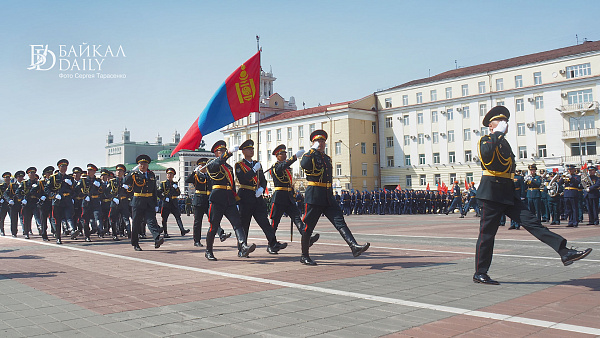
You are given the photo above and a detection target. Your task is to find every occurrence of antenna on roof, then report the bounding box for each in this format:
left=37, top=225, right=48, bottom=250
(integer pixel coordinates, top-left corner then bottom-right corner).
left=576, top=34, right=579, bottom=45
left=429, top=68, right=431, bottom=77
left=455, top=60, right=458, bottom=69
left=303, top=102, right=305, bottom=109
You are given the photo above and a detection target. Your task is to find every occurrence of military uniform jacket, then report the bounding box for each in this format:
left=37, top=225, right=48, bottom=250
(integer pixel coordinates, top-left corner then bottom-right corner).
left=157, top=180, right=181, bottom=208
left=559, top=175, right=582, bottom=198
left=16, top=179, right=42, bottom=204
left=0, top=182, right=8, bottom=205
left=300, top=148, right=335, bottom=206
left=75, top=176, right=104, bottom=201
left=3, top=181, right=22, bottom=204
left=206, top=152, right=239, bottom=206
left=585, top=175, right=600, bottom=198
left=234, top=159, right=267, bottom=205
left=525, top=175, right=542, bottom=199
left=513, top=174, right=526, bottom=199
left=185, top=171, right=211, bottom=206
left=452, top=185, right=461, bottom=198
left=44, top=172, right=75, bottom=207
left=476, top=131, right=517, bottom=205
left=107, top=177, right=133, bottom=203
left=270, top=156, right=297, bottom=205
left=124, top=169, right=158, bottom=208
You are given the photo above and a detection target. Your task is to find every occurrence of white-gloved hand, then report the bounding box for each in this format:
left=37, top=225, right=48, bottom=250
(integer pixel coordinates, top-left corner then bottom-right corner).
left=155, top=206, right=159, bottom=212
left=113, top=198, right=120, bottom=204
left=122, top=184, right=129, bottom=190
left=495, top=120, right=508, bottom=134
left=252, top=162, right=262, bottom=172
left=172, top=184, right=178, bottom=189
left=311, top=141, right=320, bottom=150
left=0, top=199, right=3, bottom=203
left=133, top=164, right=140, bottom=171
left=236, top=204, right=239, bottom=211
left=295, top=149, right=305, bottom=158
left=229, top=145, right=239, bottom=153
left=85, top=196, right=90, bottom=202
left=586, top=188, right=591, bottom=192
left=255, top=187, right=264, bottom=197
left=40, top=196, right=46, bottom=201
left=93, top=181, right=101, bottom=187
left=8, top=200, right=14, bottom=205
left=32, top=184, right=38, bottom=188
left=565, top=173, right=572, bottom=178
left=64, top=178, right=72, bottom=186
left=55, top=194, right=62, bottom=200
left=22, top=199, right=27, bottom=205
left=165, top=197, right=170, bottom=202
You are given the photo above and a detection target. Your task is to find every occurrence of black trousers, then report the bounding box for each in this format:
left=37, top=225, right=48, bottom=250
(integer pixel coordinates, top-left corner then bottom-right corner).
left=207, top=202, right=246, bottom=251
left=476, top=198, right=567, bottom=274
left=270, top=201, right=306, bottom=236
left=586, top=196, right=599, bottom=224
left=9, top=203, right=22, bottom=236
left=193, top=204, right=208, bottom=243
left=302, top=202, right=352, bottom=257
left=239, top=196, right=277, bottom=247
left=161, top=202, right=185, bottom=234
left=131, top=203, right=161, bottom=247
left=82, top=199, right=102, bottom=236
left=0, top=204, right=8, bottom=233
left=39, top=203, right=52, bottom=239
left=21, top=202, right=37, bottom=236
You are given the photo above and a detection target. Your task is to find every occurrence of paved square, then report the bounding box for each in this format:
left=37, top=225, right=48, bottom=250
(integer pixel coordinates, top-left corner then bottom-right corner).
left=1, top=213, right=599, bottom=337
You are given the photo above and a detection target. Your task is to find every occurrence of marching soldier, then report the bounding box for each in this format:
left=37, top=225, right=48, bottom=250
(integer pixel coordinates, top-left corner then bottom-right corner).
left=44, top=159, right=75, bottom=244
left=547, top=171, right=562, bottom=225
left=474, top=106, right=591, bottom=285
left=268, top=144, right=319, bottom=248
left=509, top=169, right=525, bottom=229
left=0, top=172, right=10, bottom=236
left=100, top=170, right=112, bottom=235
left=107, top=164, right=132, bottom=240
left=157, top=168, right=190, bottom=238
left=584, top=165, right=600, bottom=225
left=445, top=181, right=462, bottom=215
left=71, top=167, right=85, bottom=237
left=525, top=164, right=543, bottom=222
left=235, top=140, right=286, bottom=255
left=299, top=130, right=370, bottom=265
left=124, top=155, right=165, bottom=251
left=75, top=164, right=106, bottom=241
left=17, top=167, right=42, bottom=239
left=37, top=166, right=54, bottom=241
left=559, top=164, right=581, bottom=227
left=205, top=140, right=256, bottom=260
left=4, top=171, right=25, bottom=238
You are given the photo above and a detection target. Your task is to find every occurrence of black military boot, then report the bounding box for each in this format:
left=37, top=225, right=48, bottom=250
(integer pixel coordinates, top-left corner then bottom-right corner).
left=300, top=231, right=316, bottom=265
left=295, top=221, right=319, bottom=247
left=338, top=226, right=370, bottom=257
left=205, top=233, right=216, bottom=260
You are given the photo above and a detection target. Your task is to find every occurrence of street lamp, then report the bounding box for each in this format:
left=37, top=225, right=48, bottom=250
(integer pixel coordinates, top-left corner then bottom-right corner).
left=338, top=140, right=360, bottom=190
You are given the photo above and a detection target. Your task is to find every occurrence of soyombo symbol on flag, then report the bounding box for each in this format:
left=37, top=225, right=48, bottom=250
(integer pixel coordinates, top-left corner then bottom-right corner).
left=171, top=51, right=261, bottom=156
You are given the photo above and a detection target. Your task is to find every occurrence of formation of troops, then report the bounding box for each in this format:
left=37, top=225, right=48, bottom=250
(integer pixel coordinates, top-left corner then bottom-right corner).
left=0, top=130, right=369, bottom=265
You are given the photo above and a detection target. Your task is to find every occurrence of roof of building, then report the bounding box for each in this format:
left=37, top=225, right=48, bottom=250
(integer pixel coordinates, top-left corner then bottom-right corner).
left=385, top=40, right=600, bottom=91
left=258, top=100, right=358, bottom=124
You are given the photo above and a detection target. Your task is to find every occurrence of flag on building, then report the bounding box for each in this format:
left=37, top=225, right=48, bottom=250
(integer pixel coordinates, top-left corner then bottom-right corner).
left=171, top=51, right=261, bottom=156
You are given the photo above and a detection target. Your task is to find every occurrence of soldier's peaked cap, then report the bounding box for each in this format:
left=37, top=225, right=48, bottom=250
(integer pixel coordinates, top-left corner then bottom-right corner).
left=72, top=166, right=83, bottom=174
left=273, top=144, right=287, bottom=155
left=528, top=164, right=537, bottom=170
left=26, top=167, right=37, bottom=174
left=240, top=139, right=254, bottom=150
left=482, top=106, right=510, bottom=126
left=310, top=129, right=328, bottom=142
left=2, top=172, right=11, bottom=178
left=589, top=165, right=597, bottom=171
left=136, top=154, right=151, bottom=164
left=567, top=164, right=577, bottom=169
left=196, top=158, right=208, bottom=165
left=166, top=168, right=176, bottom=174
left=101, top=169, right=110, bottom=175
left=43, top=166, right=55, bottom=174
left=115, top=164, right=126, bottom=171
left=57, top=159, right=69, bottom=167
left=14, top=170, right=25, bottom=178
left=87, top=163, right=98, bottom=171
left=211, top=140, right=227, bottom=153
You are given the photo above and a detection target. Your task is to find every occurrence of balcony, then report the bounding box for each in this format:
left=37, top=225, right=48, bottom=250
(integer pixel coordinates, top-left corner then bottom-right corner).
left=557, top=101, right=598, bottom=114
left=561, top=128, right=600, bottom=139
left=561, top=155, right=600, bottom=165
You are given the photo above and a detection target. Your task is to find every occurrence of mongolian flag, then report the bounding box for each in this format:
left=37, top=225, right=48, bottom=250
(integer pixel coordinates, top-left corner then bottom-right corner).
left=171, top=51, right=261, bottom=156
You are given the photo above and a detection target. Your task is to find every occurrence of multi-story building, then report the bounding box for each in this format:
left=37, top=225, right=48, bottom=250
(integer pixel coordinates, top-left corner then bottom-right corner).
left=376, top=41, right=600, bottom=190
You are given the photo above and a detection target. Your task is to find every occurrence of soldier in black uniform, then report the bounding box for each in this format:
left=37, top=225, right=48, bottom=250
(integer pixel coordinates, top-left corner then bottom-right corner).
left=235, top=140, right=286, bottom=255
left=71, top=167, right=85, bottom=238
left=269, top=144, right=319, bottom=247
left=299, top=130, right=370, bottom=265
left=4, top=170, right=25, bottom=237
left=107, top=164, right=132, bottom=240
left=158, top=168, right=190, bottom=238
left=37, top=166, right=54, bottom=241
left=0, top=172, right=11, bottom=236
left=584, top=166, right=600, bottom=225
left=16, top=167, right=41, bottom=239
left=124, top=155, right=165, bottom=251
left=44, top=159, right=75, bottom=244
left=100, top=170, right=112, bottom=235
left=474, top=106, right=592, bottom=285
left=75, top=164, right=105, bottom=241
left=205, top=141, right=255, bottom=260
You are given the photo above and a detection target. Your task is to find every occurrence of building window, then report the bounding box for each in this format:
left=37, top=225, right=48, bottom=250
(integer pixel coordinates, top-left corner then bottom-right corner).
left=373, top=143, right=377, bottom=155
left=418, top=133, right=424, bottom=144
left=419, top=154, right=425, bottom=165
left=298, top=126, right=304, bottom=138
left=518, top=146, right=527, bottom=159
left=372, top=122, right=376, bottom=134
left=417, top=112, right=424, bottom=124
left=538, top=145, right=547, bottom=158
left=571, top=141, right=597, bottom=156
left=569, top=115, right=595, bottom=130
left=446, top=108, right=454, bottom=120
left=402, top=95, right=408, bottom=106
left=479, top=104, right=487, bottom=116
left=432, top=132, right=439, bottom=144
left=481, top=127, right=489, bottom=135
left=535, top=96, right=544, bottom=109
left=463, top=128, right=471, bottom=141
left=478, top=81, right=486, bottom=94
left=447, top=130, right=455, bottom=142
left=567, top=89, right=593, bottom=104
left=362, top=163, right=367, bottom=176
left=416, top=92, right=423, bottom=104
left=517, top=123, right=526, bottom=136
left=516, top=98, right=524, bottom=112
left=465, top=150, right=472, bottom=162
left=515, top=75, right=523, bottom=88
left=496, top=78, right=504, bottom=91
left=406, top=175, right=412, bottom=187
left=387, top=156, right=395, bottom=167
left=404, top=135, right=410, bottom=146
left=309, top=123, right=315, bottom=134
left=496, top=100, right=505, bottom=106
left=433, top=153, right=440, bottom=164
left=434, top=174, right=441, bottom=185
left=404, top=155, right=410, bottom=166
left=287, top=127, right=292, bottom=140
left=276, top=129, right=282, bottom=141
left=449, top=173, right=457, bottom=183
left=385, top=98, right=392, bottom=108
left=336, top=163, right=342, bottom=176
left=449, top=151, right=456, bottom=163
left=267, top=130, right=272, bottom=142
left=536, top=121, right=545, bottom=134
left=566, top=63, right=591, bottom=79
left=431, top=111, right=438, bottom=123
left=335, top=142, right=342, bottom=155
left=462, top=106, right=470, bottom=118
left=386, top=136, right=394, bottom=147
left=466, top=172, right=473, bottom=184
left=420, top=174, right=426, bottom=186
left=385, top=116, right=393, bottom=128
left=361, top=142, right=366, bottom=154
left=445, top=87, right=452, bottom=99
left=461, top=84, right=469, bottom=96
left=403, top=115, right=409, bottom=125
left=430, top=89, right=437, bottom=101
left=534, top=72, right=542, bottom=85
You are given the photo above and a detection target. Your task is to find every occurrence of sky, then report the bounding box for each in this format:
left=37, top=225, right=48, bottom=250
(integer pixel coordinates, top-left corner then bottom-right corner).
left=1, top=0, right=600, bottom=174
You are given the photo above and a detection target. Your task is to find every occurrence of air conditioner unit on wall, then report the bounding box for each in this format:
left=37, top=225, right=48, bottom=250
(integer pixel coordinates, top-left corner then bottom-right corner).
left=456, top=107, right=462, bottom=112
left=440, top=132, right=446, bottom=136
left=410, top=135, right=416, bottom=140
left=559, top=69, right=565, bottom=75
left=440, top=110, right=446, bottom=114
left=424, top=134, right=430, bottom=138
left=472, top=129, right=479, bottom=134
left=526, top=122, right=534, bottom=128
left=561, top=93, right=568, bottom=98
left=528, top=97, right=535, bottom=103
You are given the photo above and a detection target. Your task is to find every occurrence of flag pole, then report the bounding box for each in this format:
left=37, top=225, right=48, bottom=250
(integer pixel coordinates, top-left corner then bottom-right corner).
left=256, top=35, right=261, bottom=155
